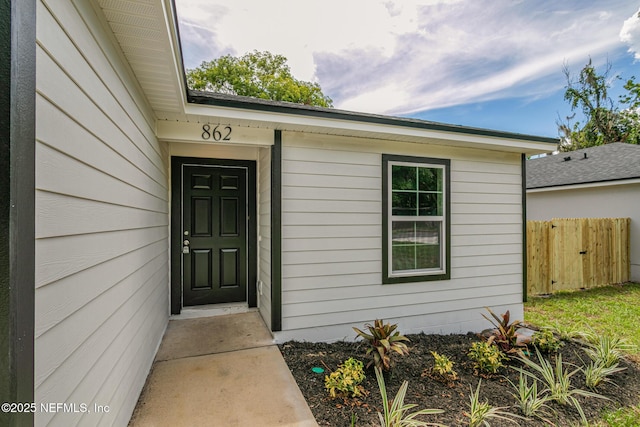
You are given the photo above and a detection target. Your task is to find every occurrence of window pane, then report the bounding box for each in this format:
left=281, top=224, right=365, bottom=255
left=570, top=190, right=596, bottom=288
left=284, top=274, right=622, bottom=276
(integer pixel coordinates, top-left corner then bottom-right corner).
left=391, top=221, right=442, bottom=272
left=418, top=193, right=441, bottom=216
left=415, top=221, right=440, bottom=244
left=391, top=221, right=414, bottom=244
left=392, top=192, right=417, bottom=216
left=392, top=245, right=415, bottom=271
left=415, top=221, right=441, bottom=269
left=418, top=167, right=440, bottom=192
left=392, top=221, right=417, bottom=271
left=415, top=245, right=441, bottom=269
left=392, top=165, right=416, bottom=190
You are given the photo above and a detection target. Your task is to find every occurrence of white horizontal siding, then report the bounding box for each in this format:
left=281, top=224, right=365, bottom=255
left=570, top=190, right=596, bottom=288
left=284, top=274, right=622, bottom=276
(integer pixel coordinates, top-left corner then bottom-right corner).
left=283, top=224, right=380, bottom=239
left=258, top=147, right=272, bottom=329
left=452, top=224, right=521, bottom=235
left=36, top=225, right=167, bottom=288
left=453, top=243, right=522, bottom=257
left=281, top=293, right=521, bottom=332
left=284, top=283, right=520, bottom=318
left=453, top=233, right=521, bottom=246
left=36, top=95, right=166, bottom=199
left=278, top=133, right=524, bottom=342
left=37, top=141, right=166, bottom=213
left=35, top=240, right=167, bottom=338
left=37, top=192, right=168, bottom=239
left=284, top=186, right=379, bottom=201
left=283, top=273, right=381, bottom=291
left=284, top=199, right=380, bottom=213
left=35, top=1, right=168, bottom=426
left=283, top=212, right=380, bottom=225
left=283, top=249, right=380, bottom=265
left=451, top=192, right=521, bottom=205
left=284, top=237, right=380, bottom=251
left=36, top=256, right=167, bottom=391
left=283, top=274, right=522, bottom=303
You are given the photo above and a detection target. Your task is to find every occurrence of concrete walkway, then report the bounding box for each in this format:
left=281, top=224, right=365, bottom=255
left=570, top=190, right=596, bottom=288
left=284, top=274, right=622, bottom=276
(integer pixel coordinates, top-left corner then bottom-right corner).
left=128, top=311, right=318, bottom=427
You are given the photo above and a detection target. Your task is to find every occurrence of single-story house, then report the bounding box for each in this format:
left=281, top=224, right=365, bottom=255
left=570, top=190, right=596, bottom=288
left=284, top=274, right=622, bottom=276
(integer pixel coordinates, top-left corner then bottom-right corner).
left=3, top=0, right=556, bottom=425
left=526, top=142, right=640, bottom=282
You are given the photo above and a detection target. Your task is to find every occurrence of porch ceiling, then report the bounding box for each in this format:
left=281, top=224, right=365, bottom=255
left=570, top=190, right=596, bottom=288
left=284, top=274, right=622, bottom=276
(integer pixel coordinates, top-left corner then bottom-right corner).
left=96, top=0, right=186, bottom=116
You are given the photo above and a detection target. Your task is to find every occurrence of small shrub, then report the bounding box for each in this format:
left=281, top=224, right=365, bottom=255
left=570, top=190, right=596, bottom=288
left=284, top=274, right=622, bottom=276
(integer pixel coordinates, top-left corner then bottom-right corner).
left=353, top=319, right=410, bottom=371
left=374, top=367, right=444, bottom=427
left=325, top=357, right=366, bottom=399
left=430, top=351, right=458, bottom=380
left=507, top=373, right=554, bottom=422
left=482, top=307, right=526, bottom=353
left=514, top=348, right=607, bottom=424
left=584, top=359, right=626, bottom=390
left=464, top=380, right=521, bottom=427
left=467, top=338, right=507, bottom=374
left=584, top=335, right=635, bottom=368
left=532, top=328, right=563, bottom=353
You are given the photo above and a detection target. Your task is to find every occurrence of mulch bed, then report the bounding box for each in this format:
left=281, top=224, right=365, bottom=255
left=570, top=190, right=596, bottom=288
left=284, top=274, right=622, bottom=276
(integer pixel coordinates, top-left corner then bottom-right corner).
left=279, top=333, right=640, bottom=426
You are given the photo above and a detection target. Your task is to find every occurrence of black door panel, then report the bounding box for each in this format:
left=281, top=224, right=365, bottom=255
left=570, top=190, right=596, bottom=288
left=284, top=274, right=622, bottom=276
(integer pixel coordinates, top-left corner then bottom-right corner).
left=183, top=165, right=247, bottom=305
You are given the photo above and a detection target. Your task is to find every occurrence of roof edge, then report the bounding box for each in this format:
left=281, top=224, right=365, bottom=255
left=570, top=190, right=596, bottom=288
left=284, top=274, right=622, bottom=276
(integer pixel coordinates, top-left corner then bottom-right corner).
left=527, top=176, right=640, bottom=191
left=187, top=90, right=559, bottom=145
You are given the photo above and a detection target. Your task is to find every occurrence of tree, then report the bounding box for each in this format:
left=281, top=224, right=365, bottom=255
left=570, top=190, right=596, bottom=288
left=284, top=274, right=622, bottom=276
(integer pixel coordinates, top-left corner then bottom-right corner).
left=558, top=59, right=640, bottom=151
left=186, top=50, right=333, bottom=107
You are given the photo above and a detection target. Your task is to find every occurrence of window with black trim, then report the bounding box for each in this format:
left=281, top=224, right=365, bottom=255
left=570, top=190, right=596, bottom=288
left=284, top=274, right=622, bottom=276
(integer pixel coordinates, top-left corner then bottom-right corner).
left=382, top=154, right=450, bottom=284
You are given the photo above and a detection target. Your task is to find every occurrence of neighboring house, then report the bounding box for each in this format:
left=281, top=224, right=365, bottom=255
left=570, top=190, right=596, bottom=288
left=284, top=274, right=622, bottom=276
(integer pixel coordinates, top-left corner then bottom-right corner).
left=2, top=0, right=555, bottom=425
left=526, top=143, right=640, bottom=282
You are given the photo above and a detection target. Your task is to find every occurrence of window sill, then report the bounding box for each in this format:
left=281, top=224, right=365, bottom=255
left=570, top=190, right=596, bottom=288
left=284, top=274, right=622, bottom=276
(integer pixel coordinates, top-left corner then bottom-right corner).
left=383, top=272, right=450, bottom=284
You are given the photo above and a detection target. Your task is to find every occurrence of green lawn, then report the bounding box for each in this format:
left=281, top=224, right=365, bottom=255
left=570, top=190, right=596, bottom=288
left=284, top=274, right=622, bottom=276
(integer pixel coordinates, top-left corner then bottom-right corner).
left=524, top=282, right=640, bottom=426
left=525, top=282, right=640, bottom=356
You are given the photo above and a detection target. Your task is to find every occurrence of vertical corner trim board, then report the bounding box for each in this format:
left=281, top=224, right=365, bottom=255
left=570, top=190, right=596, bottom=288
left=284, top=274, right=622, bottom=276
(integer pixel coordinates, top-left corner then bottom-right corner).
left=3, top=0, right=37, bottom=425
left=271, top=130, right=282, bottom=332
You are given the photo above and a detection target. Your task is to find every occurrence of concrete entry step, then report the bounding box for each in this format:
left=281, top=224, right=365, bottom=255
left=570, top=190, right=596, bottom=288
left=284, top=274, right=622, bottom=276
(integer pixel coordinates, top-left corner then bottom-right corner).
left=129, top=312, right=318, bottom=426
left=155, top=311, right=274, bottom=361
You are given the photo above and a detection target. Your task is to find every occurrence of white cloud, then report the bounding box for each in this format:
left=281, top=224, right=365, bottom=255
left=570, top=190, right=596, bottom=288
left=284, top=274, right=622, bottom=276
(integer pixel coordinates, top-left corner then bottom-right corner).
left=177, top=0, right=443, bottom=80
left=175, top=0, right=639, bottom=116
left=319, top=2, right=628, bottom=114
left=338, top=82, right=411, bottom=113
left=620, top=8, right=640, bottom=59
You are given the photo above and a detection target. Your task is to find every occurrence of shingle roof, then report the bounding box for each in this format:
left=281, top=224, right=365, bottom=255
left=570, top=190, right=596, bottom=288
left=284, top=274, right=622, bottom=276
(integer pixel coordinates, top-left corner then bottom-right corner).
left=526, top=142, right=640, bottom=189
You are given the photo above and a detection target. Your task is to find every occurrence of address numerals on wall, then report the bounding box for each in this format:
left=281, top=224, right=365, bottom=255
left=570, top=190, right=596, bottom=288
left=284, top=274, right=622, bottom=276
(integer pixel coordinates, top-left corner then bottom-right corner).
left=201, top=124, right=232, bottom=142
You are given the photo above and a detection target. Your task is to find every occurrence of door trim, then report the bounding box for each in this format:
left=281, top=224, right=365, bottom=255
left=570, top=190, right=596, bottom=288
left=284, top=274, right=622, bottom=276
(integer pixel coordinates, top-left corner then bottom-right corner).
left=171, top=157, right=257, bottom=314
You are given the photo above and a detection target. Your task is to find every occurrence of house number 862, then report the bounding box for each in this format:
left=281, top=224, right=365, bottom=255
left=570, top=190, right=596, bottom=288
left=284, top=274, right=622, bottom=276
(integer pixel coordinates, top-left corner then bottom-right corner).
left=202, top=124, right=232, bottom=141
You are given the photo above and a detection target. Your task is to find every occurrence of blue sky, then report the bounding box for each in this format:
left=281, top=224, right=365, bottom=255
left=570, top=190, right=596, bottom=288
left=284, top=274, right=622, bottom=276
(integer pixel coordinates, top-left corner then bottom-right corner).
left=175, top=1, right=640, bottom=138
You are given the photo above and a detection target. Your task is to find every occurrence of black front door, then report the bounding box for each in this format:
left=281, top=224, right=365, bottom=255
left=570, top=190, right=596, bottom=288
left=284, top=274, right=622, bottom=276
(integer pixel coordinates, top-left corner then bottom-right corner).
left=170, top=156, right=258, bottom=309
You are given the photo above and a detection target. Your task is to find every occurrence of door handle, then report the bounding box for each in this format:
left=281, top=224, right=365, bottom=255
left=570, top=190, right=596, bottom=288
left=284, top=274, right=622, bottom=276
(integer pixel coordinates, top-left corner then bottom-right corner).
left=183, top=239, right=190, bottom=246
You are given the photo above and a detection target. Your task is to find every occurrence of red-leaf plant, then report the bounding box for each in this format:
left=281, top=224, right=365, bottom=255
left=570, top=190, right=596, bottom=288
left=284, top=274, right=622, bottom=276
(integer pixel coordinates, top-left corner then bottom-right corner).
left=353, top=319, right=410, bottom=371
left=482, top=307, right=529, bottom=354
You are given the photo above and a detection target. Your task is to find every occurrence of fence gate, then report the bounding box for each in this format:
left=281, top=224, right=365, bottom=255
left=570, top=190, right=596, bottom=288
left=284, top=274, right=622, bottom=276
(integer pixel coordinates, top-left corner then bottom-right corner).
left=527, top=218, right=630, bottom=295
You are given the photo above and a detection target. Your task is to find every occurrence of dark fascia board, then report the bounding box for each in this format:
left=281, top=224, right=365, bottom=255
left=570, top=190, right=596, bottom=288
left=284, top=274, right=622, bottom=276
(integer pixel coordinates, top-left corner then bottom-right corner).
left=187, top=91, right=559, bottom=146
left=527, top=175, right=640, bottom=190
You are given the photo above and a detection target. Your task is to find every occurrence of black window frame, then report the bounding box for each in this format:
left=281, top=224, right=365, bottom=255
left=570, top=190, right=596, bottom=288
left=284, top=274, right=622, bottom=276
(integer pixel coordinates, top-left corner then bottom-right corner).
left=382, top=154, right=451, bottom=284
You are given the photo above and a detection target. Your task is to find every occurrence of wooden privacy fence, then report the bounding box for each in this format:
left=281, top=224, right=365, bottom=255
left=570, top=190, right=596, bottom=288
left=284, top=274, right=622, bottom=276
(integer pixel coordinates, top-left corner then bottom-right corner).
left=527, top=218, right=630, bottom=295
